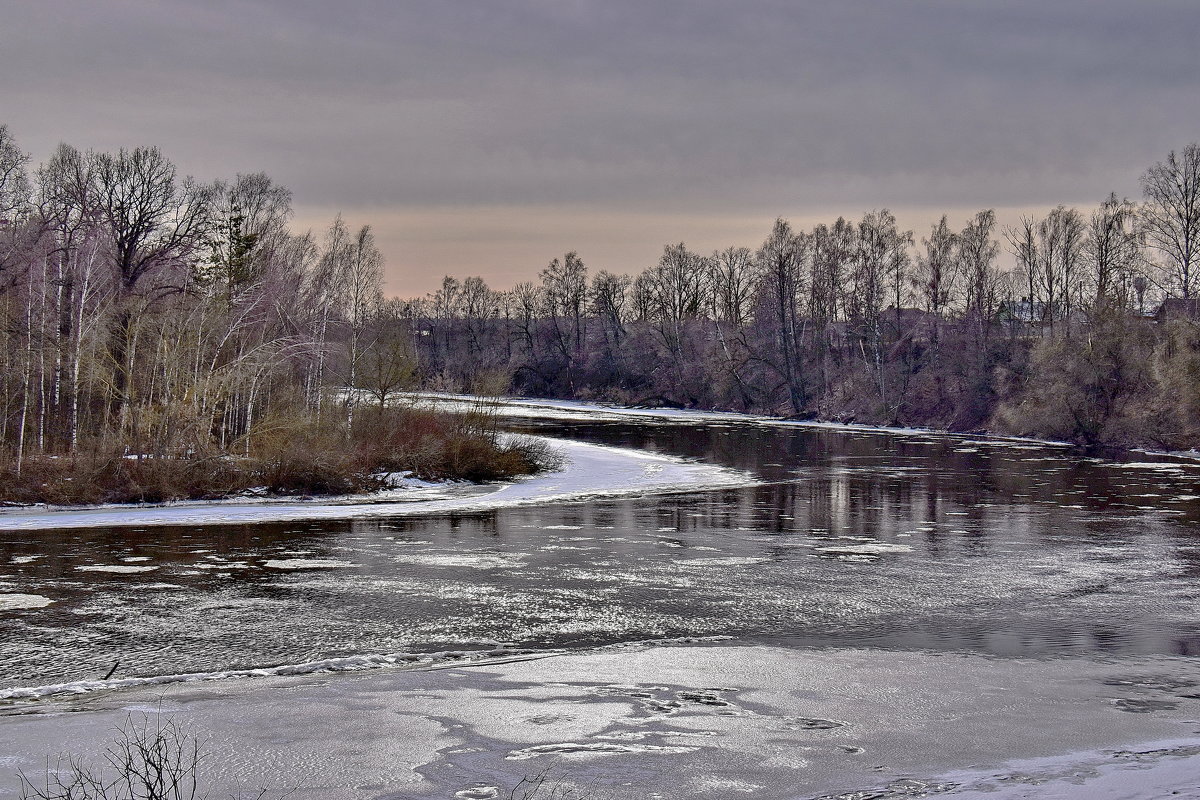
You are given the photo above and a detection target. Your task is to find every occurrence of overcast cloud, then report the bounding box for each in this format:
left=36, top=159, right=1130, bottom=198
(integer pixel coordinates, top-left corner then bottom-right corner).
left=2, top=1, right=1197, bottom=294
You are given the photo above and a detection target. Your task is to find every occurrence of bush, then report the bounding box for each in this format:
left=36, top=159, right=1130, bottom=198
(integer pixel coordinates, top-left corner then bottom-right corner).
left=18, top=714, right=285, bottom=800
left=0, top=405, right=562, bottom=506
left=506, top=768, right=599, bottom=800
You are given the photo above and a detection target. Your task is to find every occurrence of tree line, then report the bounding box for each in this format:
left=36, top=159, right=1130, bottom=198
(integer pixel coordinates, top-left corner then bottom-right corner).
left=0, top=125, right=545, bottom=502
left=5, top=124, right=1200, bottom=469
left=400, top=144, right=1200, bottom=450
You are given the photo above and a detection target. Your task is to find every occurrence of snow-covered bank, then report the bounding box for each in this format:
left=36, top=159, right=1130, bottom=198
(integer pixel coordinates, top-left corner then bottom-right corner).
left=419, top=393, right=1200, bottom=472
left=3, top=644, right=1199, bottom=800
left=0, top=436, right=755, bottom=531
left=410, top=392, right=1078, bottom=448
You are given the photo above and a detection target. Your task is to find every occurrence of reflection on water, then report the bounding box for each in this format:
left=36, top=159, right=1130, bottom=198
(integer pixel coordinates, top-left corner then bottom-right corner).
left=3, top=418, right=1200, bottom=688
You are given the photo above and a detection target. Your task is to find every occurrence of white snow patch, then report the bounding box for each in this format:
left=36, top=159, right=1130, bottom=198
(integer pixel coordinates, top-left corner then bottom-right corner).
left=393, top=554, right=523, bottom=569
left=454, top=788, right=499, bottom=800
left=814, top=543, right=915, bottom=555
left=0, top=593, right=52, bottom=611
left=75, top=565, right=159, bottom=574
left=262, top=559, right=354, bottom=570
left=506, top=741, right=699, bottom=760
left=0, top=646, right=542, bottom=701
left=406, top=392, right=1075, bottom=447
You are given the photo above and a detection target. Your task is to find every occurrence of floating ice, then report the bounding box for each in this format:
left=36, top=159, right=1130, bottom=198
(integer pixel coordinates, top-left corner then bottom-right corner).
left=454, top=788, right=499, bottom=799
left=262, top=559, right=354, bottom=570
left=0, top=593, right=52, bottom=611
left=75, top=564, right=159, bottom=573
left=0, top=646, right=542, bottom=701
left=506, top=741, right=700, bottom=760
left=814, top=543, right=914, bottom=555
left=393, top=554, right=523, bottom=569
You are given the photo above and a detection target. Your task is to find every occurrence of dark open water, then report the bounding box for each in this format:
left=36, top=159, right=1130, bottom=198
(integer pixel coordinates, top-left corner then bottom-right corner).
left=3, top=415, right=1200, bottom=692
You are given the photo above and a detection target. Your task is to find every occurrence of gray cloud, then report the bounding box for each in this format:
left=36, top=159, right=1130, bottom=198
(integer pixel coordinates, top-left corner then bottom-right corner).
left=2, top=1, right=1197, bottom=291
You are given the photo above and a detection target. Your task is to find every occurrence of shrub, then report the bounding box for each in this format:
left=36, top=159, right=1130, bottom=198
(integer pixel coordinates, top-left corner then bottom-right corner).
left=0, top=405, right=561, bottom=505
left=18, top=714, right=285, bottom=800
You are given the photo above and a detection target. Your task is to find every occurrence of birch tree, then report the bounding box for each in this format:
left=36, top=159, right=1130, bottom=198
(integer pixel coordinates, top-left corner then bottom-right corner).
left=1141, top=144, right=1200, bottom=299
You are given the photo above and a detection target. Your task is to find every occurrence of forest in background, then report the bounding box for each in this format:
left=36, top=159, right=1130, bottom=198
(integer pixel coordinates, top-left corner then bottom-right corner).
left=0, top=125, right=546, bottom=504
left=4, top=124, right=1200, bottom=507
left=401, top=144, right=1200, bottom=452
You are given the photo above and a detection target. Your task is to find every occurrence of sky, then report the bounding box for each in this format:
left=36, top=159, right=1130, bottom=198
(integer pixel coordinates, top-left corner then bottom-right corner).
left=2, top=1, right=1198, bottom=297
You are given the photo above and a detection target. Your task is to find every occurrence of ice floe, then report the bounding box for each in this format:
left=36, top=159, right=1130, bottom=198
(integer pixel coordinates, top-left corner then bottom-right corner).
left=74, top=564, right=159, bottom=574
left=0, top=646, right=542, bottom=702
left=506, top=741, right=700, bottom=759
left=262, top=559, right=355, bottom=570
left=814, top=543, right=914, bottom=555
left=0, top=593, right=53, bottom=611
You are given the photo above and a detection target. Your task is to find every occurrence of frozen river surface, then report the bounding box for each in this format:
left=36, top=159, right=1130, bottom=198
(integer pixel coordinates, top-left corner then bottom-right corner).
left=3, top=398, right=1200, bottom=798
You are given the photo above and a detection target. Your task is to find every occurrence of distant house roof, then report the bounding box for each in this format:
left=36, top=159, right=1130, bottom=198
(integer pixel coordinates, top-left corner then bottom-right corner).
left=998, top=298, right=1045, bottom=323
left=1154, top=298, right=1200, bottom=323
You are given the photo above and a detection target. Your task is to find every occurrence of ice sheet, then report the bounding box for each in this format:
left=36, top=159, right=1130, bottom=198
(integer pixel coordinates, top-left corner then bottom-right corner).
left=4, top=644, right=1200, bottom=800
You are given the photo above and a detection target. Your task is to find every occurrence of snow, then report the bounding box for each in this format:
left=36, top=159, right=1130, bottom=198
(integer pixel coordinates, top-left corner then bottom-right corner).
left=4, top=644, right=1200, bottom=800
left=0, top=646, right=543, bottom=702
left=407, top=392, right=1076, bottom=447
left=74, top=564, right=159, bottom=574
left=0, top=593, right=52, bottom=611
left=814, top=542, right=915, bottom=555
left=0, top=436, right=755, bottom=531
left=262, top=559, right=355, bottom=570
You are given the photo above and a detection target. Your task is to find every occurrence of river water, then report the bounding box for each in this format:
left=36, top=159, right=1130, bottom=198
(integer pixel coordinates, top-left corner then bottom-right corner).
left=3, top=408, right=1200, bottom=693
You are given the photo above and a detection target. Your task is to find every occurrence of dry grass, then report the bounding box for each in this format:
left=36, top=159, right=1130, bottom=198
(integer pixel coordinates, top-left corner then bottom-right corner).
left=0, top=406, right=559, bottom=506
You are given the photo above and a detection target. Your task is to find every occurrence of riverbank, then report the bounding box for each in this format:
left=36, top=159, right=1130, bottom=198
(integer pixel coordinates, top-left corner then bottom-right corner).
left=6, top=399, right=1200, bottom=798
left=0, top=406, right=553, bottom=507
left=5, top=643, right=1200, bottom=800
left=412, top=392, right=1200, bottom=464
left=0, top=435, right=756, bottom=530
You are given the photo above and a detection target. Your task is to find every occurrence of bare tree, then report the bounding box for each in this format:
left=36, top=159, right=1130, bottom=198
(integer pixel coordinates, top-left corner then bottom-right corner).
left=540, top=252, right=588, bottom=389
left=1086, top=192, right=1143, bottom=311
left=1037, top=206, right=1086, bottom=331
left=1004, top=216, right=1041, bottom=328
left=756, top=218, right=809, bottom=413
left=642, top=242, right=708, bottom=357
left=709, top=246, right=754, bottom=326
left=853, top=210, right=910, bottom=409
left=915, top=215, right=959, bottom=319
left=590, top=269, right=630, bottom=348
left=958, top=209, right=1001, bottom=335
left=0, top=124, right=30, bottom=224
left=913, top=215, right=958, bottom=351
left=89, top=146, right=213, bottom=431
left=343, top=223, right=383, bottom=429
left=1141, top=143, right=1200, bottom=299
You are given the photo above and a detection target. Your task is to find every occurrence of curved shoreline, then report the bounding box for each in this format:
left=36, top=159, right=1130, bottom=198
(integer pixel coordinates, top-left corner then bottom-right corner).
left=0, top=435, right=757, bottom=531
left=415, top=393, right=1200, bottom=464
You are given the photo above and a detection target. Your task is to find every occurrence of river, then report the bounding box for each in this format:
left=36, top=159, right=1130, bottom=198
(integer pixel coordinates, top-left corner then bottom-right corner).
left=2, top=399, right=1200, bottom=798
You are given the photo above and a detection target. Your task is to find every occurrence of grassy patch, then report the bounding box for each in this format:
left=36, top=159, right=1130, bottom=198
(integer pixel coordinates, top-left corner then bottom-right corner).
left=0, top=407, right=560, bottom=506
